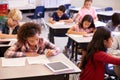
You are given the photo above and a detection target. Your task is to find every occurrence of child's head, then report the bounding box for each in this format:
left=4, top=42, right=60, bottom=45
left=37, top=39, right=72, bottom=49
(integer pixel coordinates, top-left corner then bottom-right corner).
left=79, top=15, right=95, bottom=29
left=17, top=22, right=41, bottom=46
left=7, top=8, right=22, bottom=28
left=112, top=13, right=120, bottom=27
left=91, top=27, right=113, bottom=49
left=57, top=5, right=66, bottom=17
left=84, top=0, right=92, bottom=9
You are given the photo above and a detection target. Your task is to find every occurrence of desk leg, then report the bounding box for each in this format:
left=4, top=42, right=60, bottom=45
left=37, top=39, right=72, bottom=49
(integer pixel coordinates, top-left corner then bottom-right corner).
left=49, top=28, right=54, bottom=43
left=75, top=43, right=78, bottom=62
left=70, top=40, right=74, bottom=60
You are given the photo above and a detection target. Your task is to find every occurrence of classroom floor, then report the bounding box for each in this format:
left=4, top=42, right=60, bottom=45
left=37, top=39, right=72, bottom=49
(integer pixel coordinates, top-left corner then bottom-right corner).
left=22, top=11, right=80, bottom=80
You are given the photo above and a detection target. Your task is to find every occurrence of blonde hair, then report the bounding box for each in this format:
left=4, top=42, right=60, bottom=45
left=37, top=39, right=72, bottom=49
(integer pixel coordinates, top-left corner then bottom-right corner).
left=8, top=9, right=22, bottom=21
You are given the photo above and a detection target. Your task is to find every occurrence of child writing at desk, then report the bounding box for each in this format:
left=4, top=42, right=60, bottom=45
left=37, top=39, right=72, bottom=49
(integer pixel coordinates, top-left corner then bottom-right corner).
left=4, top=22, right=60, bottom=58
left=0, top=8, right=22, bottom=38
left=64, top=15, right=96, bottom=57
left=49, top=5, right=72, bottom=24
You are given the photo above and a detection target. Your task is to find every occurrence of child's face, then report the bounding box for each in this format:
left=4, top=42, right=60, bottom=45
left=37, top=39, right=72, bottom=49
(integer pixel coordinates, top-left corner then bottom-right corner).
left=83, top=21, right=91, bottom=29
left=7, top=18, right=19, bottom=28
left=84, top=1, right=92, bottom=9
left=104, top=35, right=113, bottom=48
left=27, top=33, right=39, bottom=47
left=57, top=10, right=64, bottom=17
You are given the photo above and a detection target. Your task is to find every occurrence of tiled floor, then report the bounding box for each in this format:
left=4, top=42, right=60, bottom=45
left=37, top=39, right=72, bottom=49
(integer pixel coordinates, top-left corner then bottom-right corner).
left=22, top=11, right=80, bottom=80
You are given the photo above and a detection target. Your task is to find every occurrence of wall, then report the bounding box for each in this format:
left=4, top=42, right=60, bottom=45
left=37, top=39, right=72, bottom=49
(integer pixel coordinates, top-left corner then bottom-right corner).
left=71, top=0, right=120, bottom=10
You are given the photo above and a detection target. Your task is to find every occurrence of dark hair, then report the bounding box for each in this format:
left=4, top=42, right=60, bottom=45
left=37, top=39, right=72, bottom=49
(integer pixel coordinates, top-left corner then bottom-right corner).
left=58, top=5, right=66, bottom=13
left=79, top=15, right=95, bottom=29
left=80, top=27, right=111, bottom=69
left=17, top=22, right=41, bottom=45
left=112, top=13, right=120, bottom=26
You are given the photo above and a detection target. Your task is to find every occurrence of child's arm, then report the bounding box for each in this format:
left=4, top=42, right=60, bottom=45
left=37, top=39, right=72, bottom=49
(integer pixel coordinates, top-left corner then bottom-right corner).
left=44, top=39, right=60, bottom=57
left=49, top=17, right=55, bottom=24
left=4, top=42, right=25, bottom=58
left=59, top=18, right=73, bottom=23
left=67, top=26, right=87, bottom=35
left=0, top=33, right=17, bottom=39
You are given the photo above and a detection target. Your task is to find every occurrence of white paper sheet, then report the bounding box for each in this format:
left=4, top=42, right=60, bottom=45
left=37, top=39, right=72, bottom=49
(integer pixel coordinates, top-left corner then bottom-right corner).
left=27, top=55, right=50, bottom=64
left=1, top=57, right=26, bottom=67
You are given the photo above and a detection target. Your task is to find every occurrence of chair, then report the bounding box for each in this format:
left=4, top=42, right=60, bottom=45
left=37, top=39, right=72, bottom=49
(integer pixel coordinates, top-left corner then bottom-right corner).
left=27, top=6, right=47, bottom=29
left=105, top=7, right=113, bottom=11
left=33, top=6, right=45, bottom=19
left=64, top=4, right=72, bottom=18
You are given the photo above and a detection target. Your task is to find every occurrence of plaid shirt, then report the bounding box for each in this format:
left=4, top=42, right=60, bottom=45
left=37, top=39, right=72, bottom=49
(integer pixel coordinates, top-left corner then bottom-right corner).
left=4, top=37, right=60, bottom=58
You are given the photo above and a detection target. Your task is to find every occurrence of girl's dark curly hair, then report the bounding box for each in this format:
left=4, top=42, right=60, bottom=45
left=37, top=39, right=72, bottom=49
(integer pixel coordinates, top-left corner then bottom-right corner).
left=17, top=22, right=41, bottom=45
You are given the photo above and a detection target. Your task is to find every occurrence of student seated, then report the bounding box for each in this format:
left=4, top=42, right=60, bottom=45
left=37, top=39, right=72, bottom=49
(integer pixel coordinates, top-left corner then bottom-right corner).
left=4, top=22, right=60, bottom=58
left=106, top=13, right=120, bottom=31
left=0, top=8, right=22, bottom=38
left=64, top=15, right=96, bottom=57
left=48, top=5, right=73, bottom=43
left=49, top=5, right=73, bottom=24
left=79, top=27, right=120, bottom=80
left=75, top=0, right=98, bottom=23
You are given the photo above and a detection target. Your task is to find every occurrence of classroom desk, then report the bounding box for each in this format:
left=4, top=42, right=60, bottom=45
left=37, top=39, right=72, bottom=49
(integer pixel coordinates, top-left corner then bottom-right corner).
left=97, top=10, right=120, bottom=22
left=46, top=21, right=105, bottom=44
left=66, top=34, right=92, bottom=61
left=0, top=53, right=81, bottom=80
left=97, top=10, right=120, bottom=16
left=94, top=21, right=106, bottom=27
left=0, top=38, right=17, bottom=57
left=0, top=38, right=17, bottom=47
left=46, top=22, right=75, bottom=43
left=69, top=7, right=103, bottom=13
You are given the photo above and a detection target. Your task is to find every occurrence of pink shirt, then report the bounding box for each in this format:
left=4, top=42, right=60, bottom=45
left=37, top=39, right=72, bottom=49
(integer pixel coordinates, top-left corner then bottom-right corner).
left=73, top=24, right=94, bottom=33
left=78, top=7, right=97, bottom=21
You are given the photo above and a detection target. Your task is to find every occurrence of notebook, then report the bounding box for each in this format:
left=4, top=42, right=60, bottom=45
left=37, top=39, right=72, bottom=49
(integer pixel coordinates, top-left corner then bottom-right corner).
left=45, top=61, right=73, bottom=73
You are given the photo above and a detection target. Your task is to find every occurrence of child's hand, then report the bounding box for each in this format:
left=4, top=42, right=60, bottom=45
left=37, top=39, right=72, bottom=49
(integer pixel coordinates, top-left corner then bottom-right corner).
left=45, top=49, right=55, bottom=57
left=26, top=52, right=40, bottom=57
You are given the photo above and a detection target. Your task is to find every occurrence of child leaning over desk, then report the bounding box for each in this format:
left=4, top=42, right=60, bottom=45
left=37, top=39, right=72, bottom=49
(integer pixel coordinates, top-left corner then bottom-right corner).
left=64, top=15, right=96, bottom=57
left=0, top=8, right=22, bottom=38
left=4, top=22, right=60, bottom=58
left=49, top=5, right=72, bottom=24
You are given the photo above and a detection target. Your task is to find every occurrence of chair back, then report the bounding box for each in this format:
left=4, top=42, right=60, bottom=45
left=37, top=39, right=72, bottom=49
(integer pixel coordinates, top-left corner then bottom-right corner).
left=34, top=6, right=45, bottom=19
left=105, top=7, right=113, bottom=11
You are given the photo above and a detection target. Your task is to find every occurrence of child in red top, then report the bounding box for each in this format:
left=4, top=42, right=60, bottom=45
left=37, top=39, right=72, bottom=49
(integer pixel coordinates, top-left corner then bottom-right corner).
left=79, top=27, right=120, bottom=80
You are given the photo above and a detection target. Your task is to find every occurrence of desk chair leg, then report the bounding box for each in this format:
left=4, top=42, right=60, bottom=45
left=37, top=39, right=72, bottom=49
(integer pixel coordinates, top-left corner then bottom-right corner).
left=40, top=18, right=48, bottom=30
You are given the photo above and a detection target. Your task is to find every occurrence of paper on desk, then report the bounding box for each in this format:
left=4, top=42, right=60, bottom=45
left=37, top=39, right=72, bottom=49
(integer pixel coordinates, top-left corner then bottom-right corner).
left=1, top=57, right=26, bottom=67
left=54, top=22, right=65, bottom=25
left=69, top=34, right=83, bottom=37
left=27, top=55, right=50, bottom=64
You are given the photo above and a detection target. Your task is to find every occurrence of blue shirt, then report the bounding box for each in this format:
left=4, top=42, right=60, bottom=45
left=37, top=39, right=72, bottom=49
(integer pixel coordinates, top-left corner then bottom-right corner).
left=52, top=12, right=69, bottom=21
